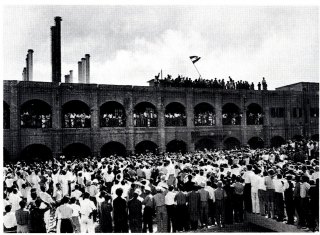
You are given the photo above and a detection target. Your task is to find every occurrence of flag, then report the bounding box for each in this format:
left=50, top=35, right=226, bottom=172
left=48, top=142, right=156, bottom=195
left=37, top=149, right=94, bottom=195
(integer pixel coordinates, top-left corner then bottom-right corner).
left=189, top=56, right=201, bottom=64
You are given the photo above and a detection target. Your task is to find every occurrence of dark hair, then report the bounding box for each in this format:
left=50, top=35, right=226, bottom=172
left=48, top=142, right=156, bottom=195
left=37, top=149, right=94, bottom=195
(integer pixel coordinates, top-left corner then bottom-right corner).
left=19, top=200, right=27, bottom=208
left=5, top=205, right=12, bottom=213
left=116, top=188, right=123, bottom=197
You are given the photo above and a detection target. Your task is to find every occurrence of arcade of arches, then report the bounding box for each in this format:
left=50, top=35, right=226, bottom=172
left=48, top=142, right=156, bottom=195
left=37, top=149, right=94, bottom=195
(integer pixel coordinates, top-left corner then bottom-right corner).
left=135, top=141, right=158, bottom=154
left=165, top=102, right=186, bottom=126
left=246, top=103, right=263, bottom=125
left=133, top=102, right=158, bottom=127
left=222, top=103, right=241, bottom=125
left=195, top=138, right=216, bottom=151
left=100, top=142, right=127, bottom=157
left=20, top=99, right=52, bottom=128
left=248, top=137, right=265, bottom=149
left=20, top=144, right=52, bottom=161
left=166, top=140, right=187, bottom=153
left=62, top=100, right=91, bottom=128
left=194, top=103, right=215, bottom=126
left=63, top=143, right=92, bottom=158
left=100, top=101, right=126, bottom=127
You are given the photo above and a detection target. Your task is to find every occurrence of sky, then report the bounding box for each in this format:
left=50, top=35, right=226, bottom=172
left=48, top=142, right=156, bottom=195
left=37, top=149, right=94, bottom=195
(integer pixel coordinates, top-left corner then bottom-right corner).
left=2, top=5, right=319, bottom=90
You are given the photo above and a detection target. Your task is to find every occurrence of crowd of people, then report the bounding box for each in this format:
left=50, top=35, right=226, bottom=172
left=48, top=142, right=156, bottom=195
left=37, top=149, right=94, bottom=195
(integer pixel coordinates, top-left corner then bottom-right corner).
left=63, top=113, right=91, bottom=128
left=194, top=112, right=216, bottom=126
left=3, top=138, right=319, bottom=233
left=165, top=113, right=187, bottom=126
left=247, top=113, right=263, bottom=125
left=222, top=113, right=242, bottom=125
left=101, top=113, right=126, bottom=127
left=153, top=74, right=268, bottom=91
left=20, top=112, right=52, bottom=128
left=133, top=111, right=158, bottom=127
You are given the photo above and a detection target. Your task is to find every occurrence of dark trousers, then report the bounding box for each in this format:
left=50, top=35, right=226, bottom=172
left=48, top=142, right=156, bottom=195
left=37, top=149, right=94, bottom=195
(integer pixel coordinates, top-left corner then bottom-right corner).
left=285, top=198, right=295, bottom=224
left=200, top=201, right=209, bottom=226
left=294, top=197, right=302, bottom=226
left=258, top=189, right=267, bottom=216
left=114, top=220, right=129, bottom=233
left=274, top=192, right=284, bottom=221
left=60, top=219, right=74, bottom=233
left=299, top=198, right=309, bottom=227
left=209, top=200, right=216, bottom=225
left=166, top=205, right=176, bottom=232
left=129, top=218, right=142, bottom=233
left=215, top=199, right=225, bottom=226
left=244, top=183, right=252, bottom=213
left=233, top=194, right=244, bottom=222
left=175, top=204, right=189, bottom=232
left=143, top=206, right=153, bottom=233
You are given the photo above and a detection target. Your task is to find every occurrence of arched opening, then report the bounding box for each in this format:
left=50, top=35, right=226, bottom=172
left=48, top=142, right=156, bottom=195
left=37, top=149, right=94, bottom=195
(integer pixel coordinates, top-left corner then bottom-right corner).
left=62, top=100, right=91, bottom=128
left=311, top=134, right=319, bottom=142
left=195, top=138, right=216, bottom=151
left=166, top=140, right=187, bottom=153
left=248, top=137, right=264, bottom=149
left=100, top=142, right=127, bottom=157
left=133, top=102, right=158, bottom=127
left=247, top=103, right=263, bottom=125
left=292, top=135, right=303, bottom=142
left=165, top=102, right=186, bottom=126
left=20, top=99, right=52, bottom=128
left=100, top=101, right=126, bottom=127
left=224, top=137, right=241, bottom=149
left=135, top=141, right=158, bottom=154
left=3, top=101, right=10, bottom=129
left=20, top=144, right=52, bottom=161
left=194, top=102, right=215, bottom=126
left=222, top=103, right=241, bottom=125
left=3, top=148, right=10, bottom=163
left=63, top=143, right=92, bottom=158
left=270, top=136, right=286, bottom=148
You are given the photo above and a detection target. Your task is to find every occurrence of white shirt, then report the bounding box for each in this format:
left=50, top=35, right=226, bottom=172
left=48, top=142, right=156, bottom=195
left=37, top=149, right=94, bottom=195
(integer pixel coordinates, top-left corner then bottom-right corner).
left=80, top=198, right=96, bottom=217
left=8, top=193, right=21, bottom=212
left=69, top=203, right=81, bottom=217
left=251, top=174, right=260, bottom=193
left=204, top=186, right=215, bottom=202
left=258, top=176, right=266, bottom=190
left=165, top=191, right=176, bottom=205
left=273, top=179, right=285, bottom=193
left=243, top=170, right=254, bottom=184
left=3, top=212, right=17, bottom=229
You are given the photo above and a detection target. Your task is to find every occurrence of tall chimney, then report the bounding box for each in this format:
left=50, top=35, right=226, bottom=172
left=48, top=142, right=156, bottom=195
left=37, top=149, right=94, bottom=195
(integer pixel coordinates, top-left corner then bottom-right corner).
left=81, top=58, right=86, bottom=84
left=78, top=61, right=83, bottom=83
left=22, top=68, right=27, bottom=81
left=51, top=26, right=56, bottom=82
left=69, top=70, right=73, bottom=83
left=25, top=56, right=29, bottom=81
left=85, top=54, right=90, bottom=84
left=51, top=16, right=62, bottom=83
left=27, top=49, right=33, bottom=81
left=65, top=75, right=70, bottom=83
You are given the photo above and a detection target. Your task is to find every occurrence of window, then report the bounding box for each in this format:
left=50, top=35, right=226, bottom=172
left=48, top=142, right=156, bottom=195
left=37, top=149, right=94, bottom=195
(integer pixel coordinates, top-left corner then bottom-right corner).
left=270, top=107, right=285, bottom=118
left=292, top=108, right=302, bottom=118
left=310, top=108, right=319, bottom=118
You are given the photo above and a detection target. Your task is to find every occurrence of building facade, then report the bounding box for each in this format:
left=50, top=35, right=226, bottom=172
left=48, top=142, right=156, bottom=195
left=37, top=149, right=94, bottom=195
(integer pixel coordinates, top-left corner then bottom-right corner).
left=3, top=80, right=319, bottom=161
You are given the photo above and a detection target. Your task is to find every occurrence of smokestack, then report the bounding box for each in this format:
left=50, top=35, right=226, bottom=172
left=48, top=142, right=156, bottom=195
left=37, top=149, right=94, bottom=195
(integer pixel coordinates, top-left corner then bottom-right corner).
left=78, top=61, right=83, bottom=83
left=51, top=26, right=56, bottom=82
left=65, top=75, right=70, bottom=83
left=25, top=56, right=29, bottom=81
left=85, top=54, right=90, bottom=84
left=22, top=68, right=27, bottom=81
left=81, top=58, right=86, bottom=84
left=27, top=49, right=33, bottom=81
left=69, top=70, right=73, bottom=83
left=51, top=16, right=62, bottom=83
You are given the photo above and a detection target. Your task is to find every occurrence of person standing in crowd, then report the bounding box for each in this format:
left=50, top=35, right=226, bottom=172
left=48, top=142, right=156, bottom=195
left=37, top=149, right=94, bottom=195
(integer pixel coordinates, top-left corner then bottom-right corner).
left=15, top=200, right=30, bottom=233
left=199, top=182, right=210, bottom=228
left=243, top=165, right=254, bottom=213
left=56, top=196, right=74, bottom=233
left=204, top=181, right=215, bottom=226
left=30, top=199, right=51, bottom=233
left=165, top=185, right=177, bottom=232
left=233, top=176, right=244, bottom=223
left=4, top=205, right=17, bottom=232
left=153, top=186, right=168, bottom=232
left=284, top=174, right=295, bottom=225
left=214, top=181, right=227, bottom=228
left=80, top=192, right=97, bottom=233
left=299, top=175, right=310, bottom=229
left=258, top=171, right=267, bottom=217
left=187, top=185, right=200, bottom=231
left=69, top=197, right=81, bottom=233
left=113, top=188, right=129, bottom=232
left=174, top=186, right=189, bottom=232
left=99, top=193, right=113, bottom=232
left=265, top=169, right=275, bottom=218
left=128, top=189, right=143, bottom=232
left=142, top=186, right=154, bottom=233
left=273, top=174, right=285, bottom=221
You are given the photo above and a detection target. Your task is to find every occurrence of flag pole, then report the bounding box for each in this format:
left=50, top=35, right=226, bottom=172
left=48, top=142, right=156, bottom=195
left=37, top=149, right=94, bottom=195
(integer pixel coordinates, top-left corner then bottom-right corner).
left=192, top=62, right=202, bottom=79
